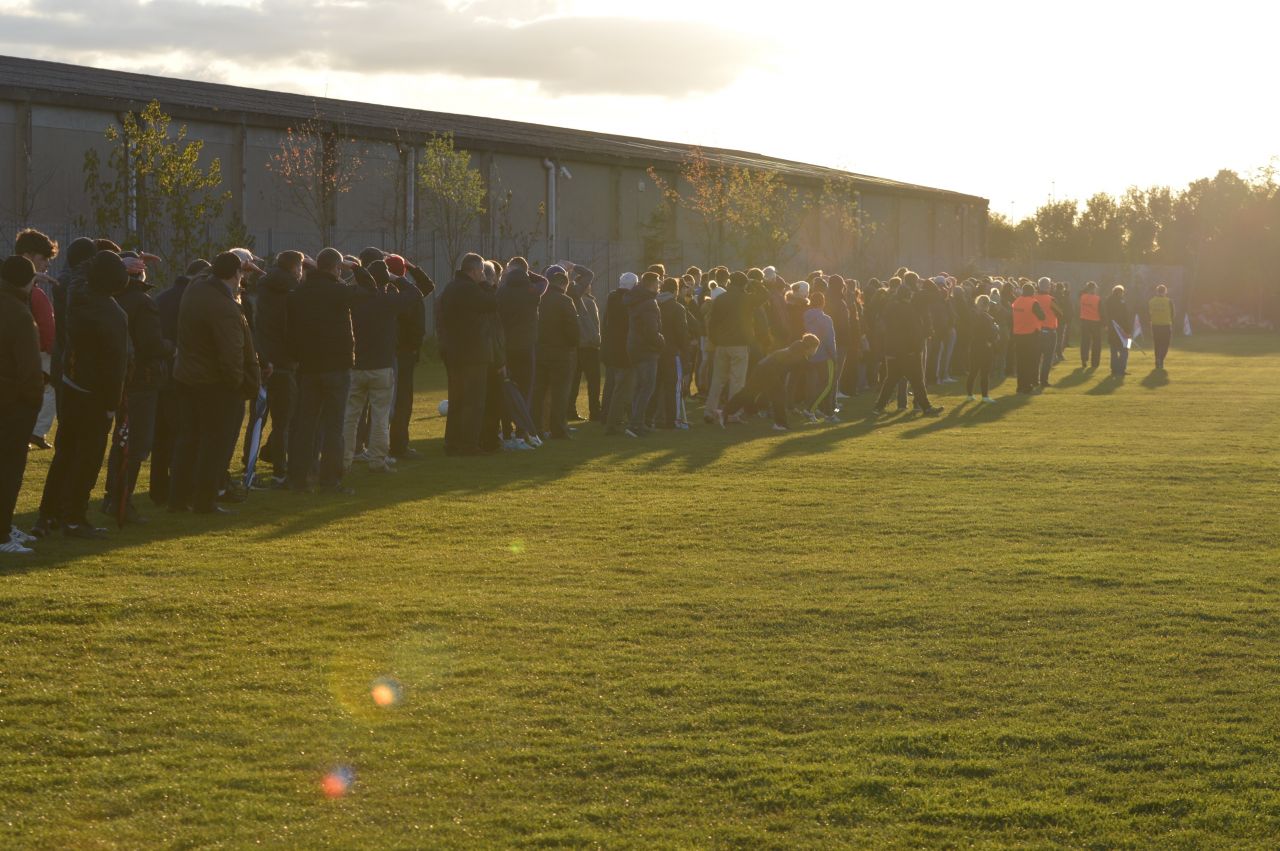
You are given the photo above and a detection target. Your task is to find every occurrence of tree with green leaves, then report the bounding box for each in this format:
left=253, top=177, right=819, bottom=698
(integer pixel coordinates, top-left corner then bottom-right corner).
left=81, top=99, right=229, bottom=282
left=417, top=132, right=487, bottom=272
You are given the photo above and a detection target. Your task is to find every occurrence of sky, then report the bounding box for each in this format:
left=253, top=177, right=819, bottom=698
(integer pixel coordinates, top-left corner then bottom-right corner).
left=0, top=0, right=1275, bottom=216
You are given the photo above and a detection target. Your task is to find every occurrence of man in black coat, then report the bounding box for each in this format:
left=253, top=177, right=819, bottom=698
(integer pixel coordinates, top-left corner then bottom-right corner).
left=437, top=253, right=499, bottom=456
left=386, top=254, right=433, bottom=459
left=102, top=254, right=173, bottom=524
left=254, top=251, right=304, bottom=483
left=496, top=258, right=543, bottom=445
left=530, top=265, right=580, bottom=440
left=149, top=259, right=208, bottom=504
left=601, top=272, right=637, bottom=435
left=1, top=256, right=44, bottom=553
left=32, top=251, right=130, bottom=540
left=625, top=272, right=665, bottom=436
left=286, top=248, right=375, bottom=492
left=648, top=277, right=691, bottom=429
left=874, top=275, right=943, bottom=417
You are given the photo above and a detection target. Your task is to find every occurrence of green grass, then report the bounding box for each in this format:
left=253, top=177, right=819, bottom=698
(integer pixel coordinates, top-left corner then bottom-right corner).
left=3, top=334, right=1280, bottom=848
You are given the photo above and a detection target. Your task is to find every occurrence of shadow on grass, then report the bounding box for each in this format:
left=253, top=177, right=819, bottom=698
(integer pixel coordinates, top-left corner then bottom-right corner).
left=898, top=392, right=1034, bottom=439
left=1050, top=367, right=1095, bottom=390
left=1177, top=333, right=1280, bottom=357
left=1085, top=375, right=1125, bottom=396
left=1140, top=369, right=1170, bottom=389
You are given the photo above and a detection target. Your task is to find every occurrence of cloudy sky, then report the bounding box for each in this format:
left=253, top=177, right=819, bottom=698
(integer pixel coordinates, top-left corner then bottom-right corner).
left=0, top=0, right=1274, bottom=216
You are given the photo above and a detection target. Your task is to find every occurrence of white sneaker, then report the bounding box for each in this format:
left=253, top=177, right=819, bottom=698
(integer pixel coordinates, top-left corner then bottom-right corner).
left=803, top=411, right=819, bottom=424
left=965, top=395, right=976, bottom=402
left=368, top=463, right=396, bottom=474
left=514, top=439, right=536, bottom=450
left=675, top=422, right=691, bottom=430
left=825, top=415, right=841, bottom=424
left=382, top=456, right=397, bottom=465
left=525, top=435, right=543, bottom=448
left=1, top=539, right=34, bottom=555
left=353, top=450, right=371, bottom=462
left=772, top=423, right=789, bottom=432
left=10, top=525, right=35, bottom=545
left=982, top=396, right=996, bottom=403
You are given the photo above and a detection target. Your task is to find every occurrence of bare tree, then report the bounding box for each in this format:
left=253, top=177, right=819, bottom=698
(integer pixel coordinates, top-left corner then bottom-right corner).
left=266, top=112, right=365, bottom=247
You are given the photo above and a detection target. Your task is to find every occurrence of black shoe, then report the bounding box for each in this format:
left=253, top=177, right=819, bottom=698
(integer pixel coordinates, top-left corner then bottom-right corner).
left=389, top=448, right=420, bottom=460
left=924, top=406, right=945, bottom=417
left=64, top=522, right=109, bottom=540
left=29, top=518, right=59, bottom=539
left=28, top=435, right=52, bottom=450
left=122, top=504, right=149, bottom=525
left=321, top=484, right=356, bottom=496
left=216, top=487, right=246, bottom=504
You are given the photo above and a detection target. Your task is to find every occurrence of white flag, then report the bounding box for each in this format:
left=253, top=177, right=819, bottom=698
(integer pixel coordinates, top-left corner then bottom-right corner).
left=1132, top=314, right=1143, bottom=340
left=1183, top=314, right=1192, bottom=336
left=1112, top=320, right=1133, bottom=350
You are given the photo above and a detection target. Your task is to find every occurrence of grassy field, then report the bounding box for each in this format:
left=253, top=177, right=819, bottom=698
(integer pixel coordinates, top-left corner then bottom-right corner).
left=3, top=334, right=1280, bottom=848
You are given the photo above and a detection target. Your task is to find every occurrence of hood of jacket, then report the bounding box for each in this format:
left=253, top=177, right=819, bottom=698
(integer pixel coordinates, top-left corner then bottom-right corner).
left=260, top=267, right=298, bottom=295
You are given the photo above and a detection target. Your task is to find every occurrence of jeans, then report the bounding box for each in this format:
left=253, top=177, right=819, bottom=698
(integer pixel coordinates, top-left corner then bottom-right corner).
left=630, top=357, right=658, bottom=430
left=569, top=346, right=602, bottom=420
left=1153, top=325, right=1172, bottom=368
left=105, top=387, right=158, bottom=507
left=344, top=367, right=394, bottom=467
left=649, top=354, right=682, bottom=428
left=532, top=357, right=575, bottom=438
left=169, top=382, right=244, bottom=512
left=503, top=352, right=534, bottom=440
left=38, top=386, right=112, bottom=525
left=706, top=345, right=748, bottom=413
left=1079, top=319, right=1102, bottom=368
left=389, top=352, right=416, bottom=455
left=1110, top=341, right=1129, bottom=377
left=1038, top=328, right=1057, bottom=386
left=290, top=370, right=351, bottom=486
left=966, top=345, right=992, bottom=397
left=939, top=327, right=957, bottom=380
left=604, top=366, right=635, bottom=430
left=263, top=369, right=297, bottom=476
left=0, top=403, right=39, bottom=533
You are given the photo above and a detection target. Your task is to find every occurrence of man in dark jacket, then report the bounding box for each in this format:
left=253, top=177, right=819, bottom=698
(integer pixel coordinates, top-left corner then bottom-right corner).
left=873, top=275, right=943, bottom=416
left=170, top=252, right=262, bottom=514
left=530, top=265, right=580, bottom=440
left=566, top=265, right=601, bottom=422
left=704, top=270, right=767, bottom=417
left=649, top=277, right=690, bottom=429
left=149, top=259, right=208, bottom=504
left=386, top=253, right=433, bottom=459
left=1, top=257, right=44, bottom=553
left=254, top=251, right=304, bottom=482
left=601, top=272, right=637, bottom=435
left=102, top=254, right=173, bottom=524
left=32, top=250, right=130, bottom=540
left=625, top=271, right=664, bottom=436
left=496, top=258, right=544, bottom=445
left=286, top=248, right=373, bottom=491
left=436, top=252, right=499, bottom=456
left=344, top=259, right=418, bottom=472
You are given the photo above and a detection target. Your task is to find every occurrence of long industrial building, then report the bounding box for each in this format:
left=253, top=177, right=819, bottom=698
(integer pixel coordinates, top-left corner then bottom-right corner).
left=0, top=55, right=988, bottom=288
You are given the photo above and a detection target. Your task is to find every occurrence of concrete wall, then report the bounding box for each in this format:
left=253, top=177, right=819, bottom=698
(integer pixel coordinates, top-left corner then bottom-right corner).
left=2, top=93, right=988, bottom=298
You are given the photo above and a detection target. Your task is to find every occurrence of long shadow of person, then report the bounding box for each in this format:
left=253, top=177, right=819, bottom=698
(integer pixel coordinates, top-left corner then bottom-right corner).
left=1140, top=369, right=1170, bottom=390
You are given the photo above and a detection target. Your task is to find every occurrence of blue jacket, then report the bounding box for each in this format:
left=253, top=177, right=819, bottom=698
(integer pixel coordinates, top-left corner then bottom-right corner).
left=803, top=307, right=837, bottom=363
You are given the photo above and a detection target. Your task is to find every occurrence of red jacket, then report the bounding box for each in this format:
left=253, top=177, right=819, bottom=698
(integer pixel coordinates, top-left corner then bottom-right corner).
left=29, top=285, right=55, bottom=353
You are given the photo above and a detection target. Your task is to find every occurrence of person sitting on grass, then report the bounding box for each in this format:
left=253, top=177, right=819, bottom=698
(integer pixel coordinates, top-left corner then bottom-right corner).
left=720, top=334, right=821, bottom=432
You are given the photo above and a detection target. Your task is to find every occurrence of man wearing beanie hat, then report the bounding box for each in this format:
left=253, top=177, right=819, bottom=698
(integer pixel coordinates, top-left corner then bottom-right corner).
left=600, top=272, right=637, bottom=432
left=530, top=265, right=580, bottom=440
left=101, top=251, right=173, bottom=524
left=0, top=256, right=43, bottom=552
left=31, top=251, right=130, bottom=540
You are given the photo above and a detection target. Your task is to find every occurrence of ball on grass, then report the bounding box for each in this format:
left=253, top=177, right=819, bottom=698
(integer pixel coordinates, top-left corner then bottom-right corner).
left=437, top=399, right=448, bottom=417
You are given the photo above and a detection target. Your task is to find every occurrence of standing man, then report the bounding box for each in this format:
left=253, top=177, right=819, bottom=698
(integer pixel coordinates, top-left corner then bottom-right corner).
left=625, top=271, right=664, bottom=437
left=103, top=254, right=172, bottom=524
left=566, top=265, right=601, bottom=422
left=437, top=253, right=499, bottom=456
left=386, top=254, right=433, bottom=460
left=150, top=259, right=208, bottom=504
left=287, top=249, right=373, bottom=492
left=169, top=252, right=261, bottom=515
left=31, top=251, right=130, bottom=539
left=496, top=258, right=543, bottom=448
left=254, top=251, right=304, bottom=485
left=1149, top=284, right=1174, bottom=370
left=1011, top=282, right=1046, bottom=394
left=530, top=265, right=580, bottom=440
left=650, top=277, right=690, bottom=429
left=873, top=276, right=944, bottom=417
left=601, top=272, right=636, bottom=435
left=1, top=257, right=44, bottom=553
left=15, top=230, right=59, bottom=450
left=704, top=270, right=766, bottom=419
left=1078, top=281, right=1103, bottom=369
left=1035, top=277, right=1061, bottom=389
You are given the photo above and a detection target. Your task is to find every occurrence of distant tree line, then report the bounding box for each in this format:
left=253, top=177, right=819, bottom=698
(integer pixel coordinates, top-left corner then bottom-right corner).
left=988, top=166, right=1280, bottom=309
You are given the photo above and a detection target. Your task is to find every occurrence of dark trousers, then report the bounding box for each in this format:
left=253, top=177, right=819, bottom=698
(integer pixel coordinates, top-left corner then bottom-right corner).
left=604, top=366, right=634, bottom=430
left=38, top=387, right=112, bottom=525
left=569, top=346, right=602, bottom=420
left=1110, top=341, right=1129, bottom=377
left=289, top=370, right=350, bottom=486
left=649, top=354, right=681, bottom=428
left=389, top=353, right=416, bottom=455
left=1038, top=329, right=1057, bottom=386
left=630, top=357, right=659, bottom=430
left=443, top=358, right=488, bottom=455
left=481, top=365, right=502, bottom=451
left=503, top=352, right=534, bottom=439
left=1080, top=319, right=1102, bottom=368
left=170, top=383, right=245, bottom=512
left=876, top=353, right=932, bottom=411
left=262, top=370, right=297, bottom=476
left=1014, top=334, right=1040, bottom=393
left=724, top=374, right=786, bottom=426
left=966, top=345, right=992, bottom=397
left=1154, top=325, right=1172, bottom=368
left=1, top=404, right=39, bottom=533
left=105, top=387, right=158, bottom=507
left=149, top=386, right=179, bottom=504
left=532, top=357, right=574, bottom=438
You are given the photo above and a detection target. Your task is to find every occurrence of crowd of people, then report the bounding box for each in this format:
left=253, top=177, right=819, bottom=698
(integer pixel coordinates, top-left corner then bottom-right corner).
left=0, top=229, right=1178, bottom=555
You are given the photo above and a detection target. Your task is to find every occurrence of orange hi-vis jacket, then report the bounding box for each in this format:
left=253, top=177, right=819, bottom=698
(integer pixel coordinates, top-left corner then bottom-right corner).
left=1080, top=293, right=1101, bottom=321
left=1012, top=296, right=1041, bottom=335
left=1036, top=293, right=1059, bottom=330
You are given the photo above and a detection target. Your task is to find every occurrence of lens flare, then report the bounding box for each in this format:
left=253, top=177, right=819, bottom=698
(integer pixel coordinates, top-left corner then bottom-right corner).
left=323, top=766, right=354, bottom=798
left=370, top=677, right=402, bottom=708
left=509, top=539, right=525, bottom=555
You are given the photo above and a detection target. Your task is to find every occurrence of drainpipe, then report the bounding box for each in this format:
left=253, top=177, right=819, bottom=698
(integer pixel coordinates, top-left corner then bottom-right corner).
left=543, top=157, right=557, bottom=261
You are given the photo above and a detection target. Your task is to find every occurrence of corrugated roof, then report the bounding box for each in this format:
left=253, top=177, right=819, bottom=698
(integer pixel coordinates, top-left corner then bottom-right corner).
left=0, top=54, right=986, bottom=204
